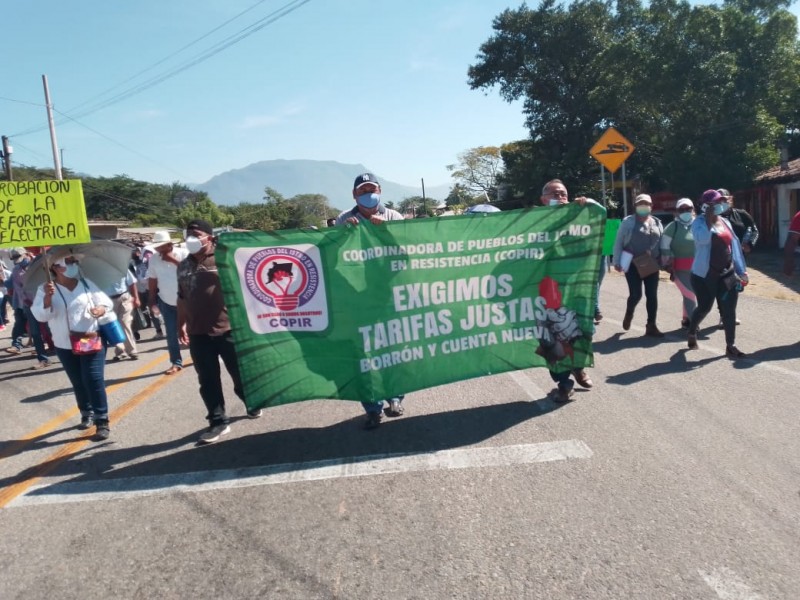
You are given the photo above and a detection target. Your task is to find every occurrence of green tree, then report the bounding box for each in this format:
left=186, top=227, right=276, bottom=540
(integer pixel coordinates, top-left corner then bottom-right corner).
left=468, top=0, right=800, bottom=198
left=447, top=146, right=506, bottom=200
left=176, top=197, right=234, bottom=229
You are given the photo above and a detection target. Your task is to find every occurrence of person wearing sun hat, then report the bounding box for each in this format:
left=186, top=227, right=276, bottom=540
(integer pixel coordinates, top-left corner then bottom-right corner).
left=660, top=198, right=697, bottom=328
left=147, top=230, right=188, bottom=375
left=686, top=189, right=748, bottom=358
left=335, top=173, right=406, bottom=429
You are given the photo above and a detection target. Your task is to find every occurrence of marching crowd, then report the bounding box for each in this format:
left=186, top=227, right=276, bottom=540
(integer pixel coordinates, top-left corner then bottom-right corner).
left=1, top=174, right=797, bottom=442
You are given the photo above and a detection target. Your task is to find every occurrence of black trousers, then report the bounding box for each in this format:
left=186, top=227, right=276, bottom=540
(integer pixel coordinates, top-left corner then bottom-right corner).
left=188, top=331, right=246, bottom=426
left=689, top=274, right=739, bottom=346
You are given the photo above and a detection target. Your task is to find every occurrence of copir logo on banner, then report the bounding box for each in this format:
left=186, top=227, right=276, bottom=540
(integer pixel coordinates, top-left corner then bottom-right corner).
left=235, top=244, right=328, bottom=333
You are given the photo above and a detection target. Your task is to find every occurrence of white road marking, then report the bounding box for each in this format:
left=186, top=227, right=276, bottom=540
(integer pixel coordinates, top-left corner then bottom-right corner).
left=10, top=441, right=593, bottom=507
left=699, top=567, right=764, bottom=600
left=506, top=370, right=549, bottom=400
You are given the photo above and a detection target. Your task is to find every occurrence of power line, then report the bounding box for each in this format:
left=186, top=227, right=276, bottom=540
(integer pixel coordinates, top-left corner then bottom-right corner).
left=53, top=108, right=187, bottom=179
left=0, top=96, right=44, bottom=107
left=64, top=0, right=275, bottom=115
left=10, top=0, right=312, bottom=138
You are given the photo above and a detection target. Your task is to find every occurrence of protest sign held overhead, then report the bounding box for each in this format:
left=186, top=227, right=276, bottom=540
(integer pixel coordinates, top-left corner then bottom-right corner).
left=0, top=180, right=90, bottom=247
left=217, top=204, right=606, bottom=409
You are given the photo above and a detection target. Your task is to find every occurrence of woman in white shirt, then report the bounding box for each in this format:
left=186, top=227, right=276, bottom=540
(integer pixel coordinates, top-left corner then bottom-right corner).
left=32, top=256, right=114, bottom=440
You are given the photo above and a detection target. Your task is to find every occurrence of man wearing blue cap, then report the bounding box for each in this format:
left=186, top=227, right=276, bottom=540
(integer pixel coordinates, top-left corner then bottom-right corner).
left=335, top=173, right=405, bottom=429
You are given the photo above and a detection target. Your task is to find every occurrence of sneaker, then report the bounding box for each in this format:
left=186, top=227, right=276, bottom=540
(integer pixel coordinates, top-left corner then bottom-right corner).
left=94, top=421, right=111, bottom=441
left=687, top=333, right=698, bottom=350
left=5, top=346, right=21, bottom=355
left=111, top=355, right=122, bottom=362
left=78, top=415, right=95, bottom=430
left=364, top=412, right=382, bottom=430
left=681, top=318, right=690, bottom=329
left=128, top=354, right=139, bottom=360
left=552, top=386, right=575, bottom=404
left=385, top=399, right=404, bottom=417
left=155, top=331, right=165, bottom=339
left=246, top=408, right=263, bottom=419
left=31, top=360, right=51, bottom=370
left=198, top=424, right=231, bottom=444
left=133, top=331, right=141, bottom=341
left=593, top=309, right=603, bottom=323
left=572, top=369, right=593, bottom=389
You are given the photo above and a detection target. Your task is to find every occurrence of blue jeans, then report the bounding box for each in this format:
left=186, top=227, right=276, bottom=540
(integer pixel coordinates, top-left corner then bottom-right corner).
left=55, top=347, right=109, bottom=420
left=10, top=306, right=48, bottom=361
left=362, top=396, right=404, bottom=415
left=0, top=295, right=9, bottom=325
left=23, top=306, right=49, bottom=362
left=158, top=298, right=182, bottom=368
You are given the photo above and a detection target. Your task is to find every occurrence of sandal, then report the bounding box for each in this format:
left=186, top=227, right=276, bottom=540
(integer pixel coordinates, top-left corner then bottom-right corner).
left=165, top=365, right=182, bottom=375
left=726, top=345, right=745, bottom=358
left=687, top=334, right=698, bottom=350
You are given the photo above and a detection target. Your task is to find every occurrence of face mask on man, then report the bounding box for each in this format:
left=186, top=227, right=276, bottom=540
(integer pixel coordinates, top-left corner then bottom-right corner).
left=184, top=236, right=206, bottom=254
left=678, top=212, right=693, bottom=224
left=357, top=193, right=380, bottom=209
left=635, top=206, right=651, bottom=217
left=548, top=198, right=562, bottom=207
left=713, top=203, right=729, bottom=215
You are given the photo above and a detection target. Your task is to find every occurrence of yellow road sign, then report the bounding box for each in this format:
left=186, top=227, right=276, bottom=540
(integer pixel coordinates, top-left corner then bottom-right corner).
left=590, top=127, right=634, bottom=173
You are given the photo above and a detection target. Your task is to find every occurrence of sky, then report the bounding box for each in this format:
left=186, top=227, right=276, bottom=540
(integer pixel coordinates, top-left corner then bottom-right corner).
left=1, top=0, right=531, bottom=191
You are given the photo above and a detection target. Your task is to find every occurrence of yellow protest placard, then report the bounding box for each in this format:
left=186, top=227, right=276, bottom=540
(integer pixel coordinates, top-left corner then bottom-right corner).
left=0, top=180, right=90, bottom=248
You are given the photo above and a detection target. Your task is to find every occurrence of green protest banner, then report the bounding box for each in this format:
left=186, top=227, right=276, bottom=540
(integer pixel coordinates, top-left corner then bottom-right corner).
left=0, top=180, right=90, bottom=247
left=217, top=203, right=605, bottom=409
left=603, top=218, right=621, bottom=256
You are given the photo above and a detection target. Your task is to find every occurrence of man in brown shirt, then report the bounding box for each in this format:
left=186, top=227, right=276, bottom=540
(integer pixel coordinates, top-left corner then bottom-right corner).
left=177, top=218, right=262, bottom=444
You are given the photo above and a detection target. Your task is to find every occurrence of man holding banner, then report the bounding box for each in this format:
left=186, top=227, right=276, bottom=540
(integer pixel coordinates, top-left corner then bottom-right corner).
left=538, top=179, right=601, bottom=402
left=335, top=173, right=406, bottom=429
left=177, top=218, right=262, bottom=444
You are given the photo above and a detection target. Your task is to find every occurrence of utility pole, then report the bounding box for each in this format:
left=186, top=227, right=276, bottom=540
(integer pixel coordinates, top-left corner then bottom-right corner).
left=42, top=74, right=63, bottom=181
left=421, top=178, right=426, bottom=216
left=1, top=136, right=12, bottom=180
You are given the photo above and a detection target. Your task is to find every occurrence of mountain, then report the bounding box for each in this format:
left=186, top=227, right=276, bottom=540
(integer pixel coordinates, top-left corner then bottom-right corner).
left=195, top=159, right=451, bottom=210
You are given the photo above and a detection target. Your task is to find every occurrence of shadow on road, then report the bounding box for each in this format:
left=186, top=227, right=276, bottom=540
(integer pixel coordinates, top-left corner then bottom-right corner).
left=732, top=340, right=800, bottom=369
left=13, top=397, right=565, bottom=494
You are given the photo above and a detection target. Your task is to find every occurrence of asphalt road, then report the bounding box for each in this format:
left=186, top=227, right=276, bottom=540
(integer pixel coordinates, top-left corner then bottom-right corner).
left=0, top=267, right=798, bottom=600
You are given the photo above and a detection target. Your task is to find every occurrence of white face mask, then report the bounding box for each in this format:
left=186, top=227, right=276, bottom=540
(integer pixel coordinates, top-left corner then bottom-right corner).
left=184, top=236, right=205, bottom=254
left=548, top=198, right=561, bottom=206
left=678, top=212, right=693, bottom=223
left=64, top=264, right=80, bottom=279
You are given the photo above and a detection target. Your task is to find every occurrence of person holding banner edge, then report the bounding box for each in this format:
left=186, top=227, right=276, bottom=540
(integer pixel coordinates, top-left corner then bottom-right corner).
left=176, top=218, right=262, bottom=445
left=538, top=179, right=599, bottom=403
left=335, top=173, right=406, bottom=429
